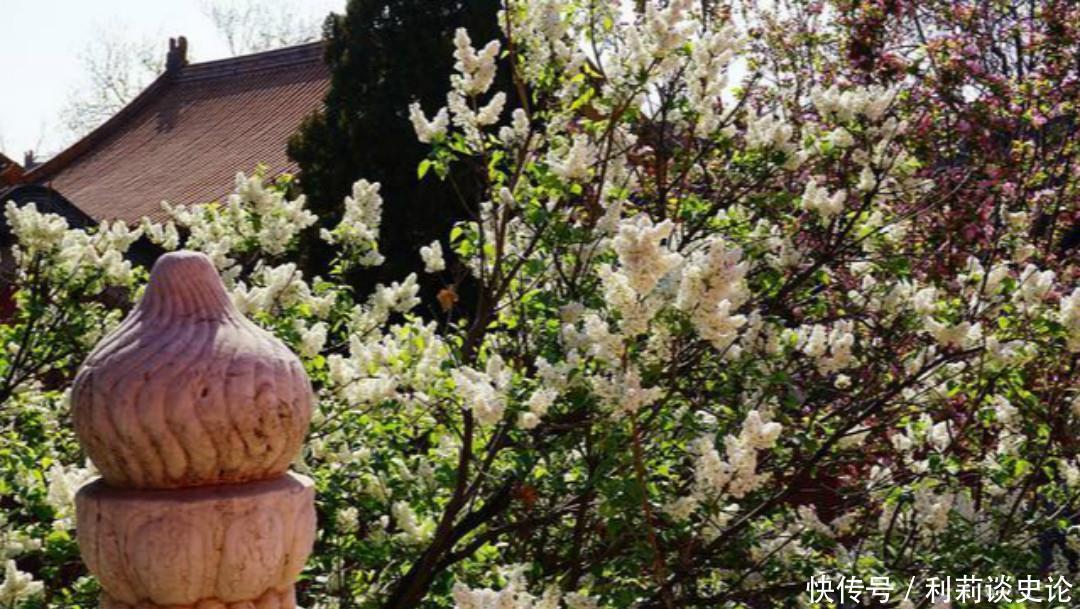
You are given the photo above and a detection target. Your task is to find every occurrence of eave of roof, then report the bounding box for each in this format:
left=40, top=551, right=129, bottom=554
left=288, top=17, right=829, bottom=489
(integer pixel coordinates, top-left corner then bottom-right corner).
left=0, top=184, right=96, bottom=245
left=0, top=152, right=25, bottom=186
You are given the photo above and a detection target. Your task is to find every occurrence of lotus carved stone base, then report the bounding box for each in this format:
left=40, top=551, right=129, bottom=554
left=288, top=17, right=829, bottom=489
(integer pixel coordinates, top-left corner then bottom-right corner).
left=76, top=473, right=315, bottom=607
left=100, top=585, right=298, bottom=609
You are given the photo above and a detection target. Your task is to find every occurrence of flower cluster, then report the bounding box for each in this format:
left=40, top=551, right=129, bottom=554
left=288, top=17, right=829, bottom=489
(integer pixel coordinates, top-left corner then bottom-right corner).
left=320, top=178, right=385, bottom=267
left=693, top=410, right=783, bottom=502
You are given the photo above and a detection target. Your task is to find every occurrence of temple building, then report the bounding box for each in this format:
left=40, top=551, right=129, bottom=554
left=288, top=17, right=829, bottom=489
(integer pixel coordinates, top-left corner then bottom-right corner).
left=0, top=37, right=329, bottom=316
left=3, top=37, right=329, bottom=226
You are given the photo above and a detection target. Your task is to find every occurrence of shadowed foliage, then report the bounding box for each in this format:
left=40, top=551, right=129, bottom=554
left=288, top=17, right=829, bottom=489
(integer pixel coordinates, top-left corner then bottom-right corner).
left=288, top=0, right=502, bottom=313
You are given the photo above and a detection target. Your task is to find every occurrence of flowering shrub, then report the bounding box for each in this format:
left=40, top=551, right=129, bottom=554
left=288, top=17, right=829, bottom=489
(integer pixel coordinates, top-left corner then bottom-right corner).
left=1, top=1, right=1078, bottom=608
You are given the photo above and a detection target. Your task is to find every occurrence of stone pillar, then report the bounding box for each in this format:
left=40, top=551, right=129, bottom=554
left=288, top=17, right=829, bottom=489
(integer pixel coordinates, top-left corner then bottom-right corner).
left=71, top=251, right=316, bottom=609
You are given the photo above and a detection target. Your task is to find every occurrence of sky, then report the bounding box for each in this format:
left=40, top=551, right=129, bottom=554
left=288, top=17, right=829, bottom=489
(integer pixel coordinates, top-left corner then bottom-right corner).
left=0, top=0, right=345, bottom=161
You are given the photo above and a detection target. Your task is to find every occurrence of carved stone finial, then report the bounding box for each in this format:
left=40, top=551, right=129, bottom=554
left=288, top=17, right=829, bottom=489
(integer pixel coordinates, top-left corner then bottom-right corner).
left=72, top=251, right=312, bottom=489
left=72, top=251, right=316, bottom=609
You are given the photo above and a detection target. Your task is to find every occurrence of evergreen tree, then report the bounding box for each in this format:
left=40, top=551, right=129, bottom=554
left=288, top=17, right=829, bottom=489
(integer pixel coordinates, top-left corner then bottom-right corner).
left=288, top=0, right=502, bottom=311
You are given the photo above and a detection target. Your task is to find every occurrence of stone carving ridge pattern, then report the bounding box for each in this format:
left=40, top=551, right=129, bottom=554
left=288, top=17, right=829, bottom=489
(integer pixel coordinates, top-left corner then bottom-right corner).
left=71, top=251, right=313, bottom=489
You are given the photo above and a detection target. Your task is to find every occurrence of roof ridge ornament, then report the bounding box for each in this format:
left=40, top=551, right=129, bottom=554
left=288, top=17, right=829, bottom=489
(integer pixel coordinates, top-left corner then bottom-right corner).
left=167, top=36, right=189, bottom=72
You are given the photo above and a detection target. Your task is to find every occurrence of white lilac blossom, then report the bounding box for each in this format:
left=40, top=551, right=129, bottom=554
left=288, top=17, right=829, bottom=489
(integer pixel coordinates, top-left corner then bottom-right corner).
left=929, top=420, right=951, bottom=452
left=256, top=195, right=318, bottom=255
left=826, top=126, right=855, bottom=148
left=593, top=366, right=663, bottom=418
left=561, top=312, right=623, bottom=366
left=4, top=202, right=69, bottom=253
left=439, top=28, right=506, bottom=147
left=912, top=286, right=939, bottom=315
left=0, top=520, right=41, bottom=560
left=694, top=410, right=782, bottom=501
left=1017, top=263, right=1054, bottom=305
left=913, top=486, right=954, bottom=535
left=611, top=215, right=682, bottom=296
left=409, top=102, right=450, bottom=143
left=420, top=240, right=446, bottom=273
left=46, top=462, right=96, bottom=531
left=535, top=356, right=571, bottom=391
left=452, top=28, right=500, bottom=96
left=664, top=495, right=700, bottom=521
left=392, top=501, right=434, bottom=545
left=499, top=107, right=531, bottom=145
left=985, top=336, right=1033, bottom=369
left=175, top=172, right=320, bottom=260
left=322, top=179, right=384, bottom=266
left=677, top=237, right=750, bottom=350
left=0, top=560, right=43, bottom=605
left=799, top=321, right=856, bottom=373
left=326, top=289, right=430, bottom=389
left=597, top=264, right=663, bottom=336
left=924, top=318, right=982, bottom=349
left=502, top=0, right=577, bottom=84
left=518, top=388, right=558, bottom=430
left=451, top=581, right=569, bottom=609
left=452, top=365, right=507, bottom=425
left=796, top=505, right=832, bottom=537
left=55, top=231, right=137, bottom=284
left=3, top=203, right=144, bottom=287
left=476, top=92, right=507, bottom=126
left=94, top=219, right=142, bottom=252
left=231, top=263, right=313, bottom=315
left=857, top=165, right=877, bottom=191
left=142, top=218, right=181, bottom=250
left=991, top=395, right=1018, bottom=427
left=548, top=134, right=596, bottom=182
left=232, top=172, right=274, bottom=212
left=298, top=322, right=328, bottom=359
left=811, top=84, right=897, bottom=123
left=1059, top=287, right=1080, bottom=351
left=801, top=178, right=847, bottom=219
left=746, top=111, right=795, bottom=154
left=686, top=24, right=740, bottom=133
left=836, top=427, right=870, bottom=450
left=642, top=0, right=694, bottom=60
left=765, top=230, right=803, bottom=270
left=370, top=274, right=422, bottom=320
left=336, top=506, right=360, bottom=533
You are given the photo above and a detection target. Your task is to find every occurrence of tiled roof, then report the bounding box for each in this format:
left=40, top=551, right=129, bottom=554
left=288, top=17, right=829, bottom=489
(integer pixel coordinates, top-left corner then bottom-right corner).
left=25, top=42, right=329, bottom=224
left=0, top=152, right=23, bottom=186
